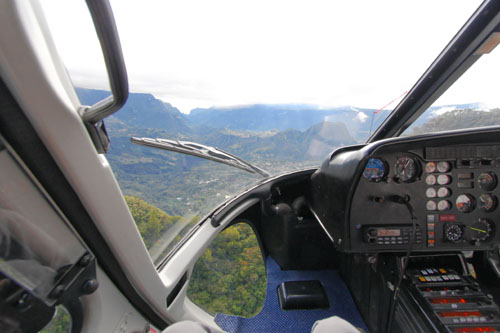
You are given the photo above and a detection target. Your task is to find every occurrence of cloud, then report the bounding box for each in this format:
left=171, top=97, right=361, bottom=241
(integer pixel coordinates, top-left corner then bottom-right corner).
left=355, top=112, right=369, bottom=123
left=349, top=107, right=369, bottom=123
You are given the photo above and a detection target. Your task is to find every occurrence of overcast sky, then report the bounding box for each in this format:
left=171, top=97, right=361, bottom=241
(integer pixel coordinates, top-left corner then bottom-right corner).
left=41, top=0, right=499, bottom=114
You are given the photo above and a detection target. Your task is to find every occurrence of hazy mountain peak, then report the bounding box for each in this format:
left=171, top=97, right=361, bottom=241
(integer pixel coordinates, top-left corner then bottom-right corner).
left=76, top=88, right=190, bottom=134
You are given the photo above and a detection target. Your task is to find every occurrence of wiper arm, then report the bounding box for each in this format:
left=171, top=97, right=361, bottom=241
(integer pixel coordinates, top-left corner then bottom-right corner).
left=131, top=137, right=270, bottom=178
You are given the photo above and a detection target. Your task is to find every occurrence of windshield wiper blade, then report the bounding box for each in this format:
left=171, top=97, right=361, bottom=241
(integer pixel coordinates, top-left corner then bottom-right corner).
left=131, top=137, right=270, bottom=178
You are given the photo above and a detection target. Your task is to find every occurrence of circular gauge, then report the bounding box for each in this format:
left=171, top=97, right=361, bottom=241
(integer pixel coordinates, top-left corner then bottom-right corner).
left=426, top=175, right=437, bottom=185
left=438, top=200, right=451, bottom=211
left=425, top=162, right=437, bottom=173
left=394, top=157, right=419, bottom=183
left=467, top=219, right=492, bottom=242
left=437, top=174, right=451, bottom=185
left=445, top=224, right=463, bottom=242
left=456, top=194, right=475, bottom=213
left=426, top=200, right=437, bottom=211
left=426, top=188, right=437, bottom=198
left=437, top=187, right=451, bottom=198
left=478, top=194, right=497, bottom=212
left=363, top=158, right=387, bottom=180
left=478, top=172, right=497, bottom=191
left=437, top=161, right=451, bottom=173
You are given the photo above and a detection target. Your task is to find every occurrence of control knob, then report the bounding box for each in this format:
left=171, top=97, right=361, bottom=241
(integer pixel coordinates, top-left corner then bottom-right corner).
left=444, top=224, right=463, bottom=242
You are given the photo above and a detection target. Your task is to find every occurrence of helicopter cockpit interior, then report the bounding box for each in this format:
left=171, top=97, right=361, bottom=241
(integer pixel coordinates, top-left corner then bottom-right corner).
left=1, top=0, right=500, bottom=332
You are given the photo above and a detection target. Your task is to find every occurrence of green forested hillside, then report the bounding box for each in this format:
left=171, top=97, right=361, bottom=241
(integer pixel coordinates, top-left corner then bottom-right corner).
left=187, top=223, right=267, bottom=317
left=124, top=195, right=181, bottom=249
left=124, top=196, right=266, bottom=317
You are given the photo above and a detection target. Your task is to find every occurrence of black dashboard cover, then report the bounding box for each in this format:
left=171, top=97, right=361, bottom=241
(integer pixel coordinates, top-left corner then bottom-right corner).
left=310, top=128, right=500, bottom=253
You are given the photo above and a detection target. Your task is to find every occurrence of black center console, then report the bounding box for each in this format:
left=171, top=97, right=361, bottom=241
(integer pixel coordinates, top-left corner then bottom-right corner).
left=398, top=255, right=500, bottom=333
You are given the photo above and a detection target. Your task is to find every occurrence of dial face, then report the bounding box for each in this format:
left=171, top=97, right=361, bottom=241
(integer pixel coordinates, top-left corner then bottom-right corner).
left=437, top=187, right=451, bottom=198
left=467, top=219, right=492, bottom=242
left=363, top=158, right=386, bottom=180
left=426, top=200, right=437, bottom=211
left=478, top=172, right=497, bottom=191
left=425, top=200, right=437, bottom=210
left=456, top=194, right=475, bottom=213
left=437, top=161, right=451, bottom=173
left=425, top=162, right=437, bottom=173
left=426, top=188, right=437, bottom=198
left=425, top=175, right=437, bottom=185
left=394, top=157, right=419, bottom=182
left=445, top=224, right=463, bottom=242
left=437, top=174, right=451, bottom=185
left=478, top=194, right=497, bottom=212
left=437, top=200, right=451, bottom=211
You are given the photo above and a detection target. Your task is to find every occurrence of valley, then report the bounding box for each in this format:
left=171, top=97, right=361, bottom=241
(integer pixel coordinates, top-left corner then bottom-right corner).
left=77, top=88, right=494, bottom=220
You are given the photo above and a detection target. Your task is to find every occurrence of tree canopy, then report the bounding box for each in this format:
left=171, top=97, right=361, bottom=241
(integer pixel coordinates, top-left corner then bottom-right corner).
left=125, top=195, right=181, bottom=249
left=187, top=223, right=267, bottom=317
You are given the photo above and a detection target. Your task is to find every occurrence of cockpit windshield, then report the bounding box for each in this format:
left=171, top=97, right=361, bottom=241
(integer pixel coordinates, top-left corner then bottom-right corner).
left=40, top=0, right=483, bottom=264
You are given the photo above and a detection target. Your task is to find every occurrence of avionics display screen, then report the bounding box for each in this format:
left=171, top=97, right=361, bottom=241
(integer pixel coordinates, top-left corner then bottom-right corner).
left=377, top=229, right=401, bottom=237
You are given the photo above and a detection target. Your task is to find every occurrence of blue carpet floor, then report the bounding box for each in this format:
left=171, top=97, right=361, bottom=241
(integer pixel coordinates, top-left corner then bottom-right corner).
left=215, top=257, right=368, bottom=332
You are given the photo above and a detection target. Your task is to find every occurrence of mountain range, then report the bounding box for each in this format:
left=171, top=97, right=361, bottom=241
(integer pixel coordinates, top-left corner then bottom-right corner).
left=76, top=88, right=487, bottom=158
left=77, top=88, right=484, bottom=142
left=189, top=104, right=385, bottom=140
left=76, top=88, right=358, bottom=160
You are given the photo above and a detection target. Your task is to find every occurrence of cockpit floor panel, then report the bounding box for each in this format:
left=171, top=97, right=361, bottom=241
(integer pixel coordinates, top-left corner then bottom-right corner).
left=215, top=257, right=368, bottom=332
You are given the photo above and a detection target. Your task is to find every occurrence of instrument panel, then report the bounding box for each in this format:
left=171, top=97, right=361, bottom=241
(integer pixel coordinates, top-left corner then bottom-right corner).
left=350, top=144, right=500, bottom=251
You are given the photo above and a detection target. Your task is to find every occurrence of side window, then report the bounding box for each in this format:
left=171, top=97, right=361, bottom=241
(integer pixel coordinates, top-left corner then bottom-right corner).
left=187, top=222, right=266, bottom=318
